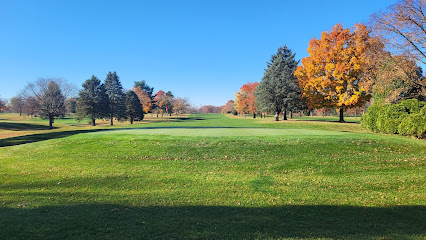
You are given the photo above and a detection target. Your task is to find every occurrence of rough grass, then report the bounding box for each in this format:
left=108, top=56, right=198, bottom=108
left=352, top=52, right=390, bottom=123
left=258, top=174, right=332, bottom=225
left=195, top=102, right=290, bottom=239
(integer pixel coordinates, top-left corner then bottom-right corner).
left=0, top=113, right=425, bottom=239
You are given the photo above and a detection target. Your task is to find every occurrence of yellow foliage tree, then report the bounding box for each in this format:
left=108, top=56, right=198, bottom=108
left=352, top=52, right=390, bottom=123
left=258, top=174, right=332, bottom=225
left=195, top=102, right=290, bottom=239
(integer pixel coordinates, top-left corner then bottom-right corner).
left=295, top=24, right=372, bottom=122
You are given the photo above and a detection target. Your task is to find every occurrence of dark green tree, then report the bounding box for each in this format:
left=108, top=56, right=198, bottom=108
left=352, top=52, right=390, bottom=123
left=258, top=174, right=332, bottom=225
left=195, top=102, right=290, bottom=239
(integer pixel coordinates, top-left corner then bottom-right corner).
left=134, top=80, right=154, bottom=99
left=164, top=91, right=174, bottom=116
left=256, top=46, right=300, bottom=121
left=125, top=90, right=144, bottom=124
left=76, top=76, right=109, bottom=126
left=40, top=81, right=66, bottom=129
left=104, top=71, right=126, bottom=125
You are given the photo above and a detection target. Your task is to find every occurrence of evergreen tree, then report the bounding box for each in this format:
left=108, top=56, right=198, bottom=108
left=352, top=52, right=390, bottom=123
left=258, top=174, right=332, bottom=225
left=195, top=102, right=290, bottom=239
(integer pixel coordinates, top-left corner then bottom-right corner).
left=76, top=76, right=109, bottom=126
left=134, top=80, right=154, bottom=99
left=164, top=91, right=174, bottom=116
left=256, top=45, right=300, bottom=121
left=125, top=90, right=144, bottom=124
left=40, top=81, right=66, bottom=129
left=104, top=71, right=126, bottom=125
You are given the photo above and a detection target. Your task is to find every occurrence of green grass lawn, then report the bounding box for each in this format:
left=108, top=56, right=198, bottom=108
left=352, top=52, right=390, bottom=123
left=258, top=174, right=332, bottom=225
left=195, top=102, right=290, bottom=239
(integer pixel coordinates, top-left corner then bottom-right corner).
left=0, top=113, right=425, bottom=239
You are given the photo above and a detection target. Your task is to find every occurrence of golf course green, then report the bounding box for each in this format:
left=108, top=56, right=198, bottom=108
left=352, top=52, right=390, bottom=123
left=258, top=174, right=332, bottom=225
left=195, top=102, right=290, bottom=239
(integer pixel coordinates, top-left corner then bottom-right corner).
left=0, top=113, right=425, bottom=239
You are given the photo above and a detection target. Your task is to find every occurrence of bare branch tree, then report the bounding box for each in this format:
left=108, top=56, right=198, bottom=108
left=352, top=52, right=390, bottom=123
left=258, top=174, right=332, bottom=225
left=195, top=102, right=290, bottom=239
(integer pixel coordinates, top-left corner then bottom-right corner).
left=370, top=0, right=426, bottom=64
left=23, top=78, right=71, bottom=129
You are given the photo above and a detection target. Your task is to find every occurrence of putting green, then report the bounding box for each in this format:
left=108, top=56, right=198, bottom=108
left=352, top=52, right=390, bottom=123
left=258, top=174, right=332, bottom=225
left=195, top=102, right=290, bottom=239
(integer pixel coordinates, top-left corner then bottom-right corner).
left=93, top=127, right=348, bottom=137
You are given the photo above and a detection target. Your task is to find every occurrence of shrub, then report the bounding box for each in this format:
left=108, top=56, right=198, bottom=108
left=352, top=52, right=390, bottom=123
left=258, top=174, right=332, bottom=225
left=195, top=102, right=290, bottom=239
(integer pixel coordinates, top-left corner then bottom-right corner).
left=398, top=113, right=426, bottom=138
left=362, top=99, right=426, bottom=138
left=420, top=105, right=426, bottom=115
left=399, top=99, right=426, bottom=114
left=361, top=103, right=383, bottom=132
left=376, top=104, right=408, bottom=134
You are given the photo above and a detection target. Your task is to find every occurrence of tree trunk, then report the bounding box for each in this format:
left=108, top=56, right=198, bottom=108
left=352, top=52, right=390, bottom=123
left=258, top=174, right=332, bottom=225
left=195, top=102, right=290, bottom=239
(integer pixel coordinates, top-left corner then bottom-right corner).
left=157, top=113, right=158, bottom=118
left=49, top=116, right=53, bottom=129
left=339, top=107, right=345, bottom=123
left=275, top=112, right=280, bottom=121
left=299, top=111, right=302, bottom=117
left=110, top=107, right=114, bottom=125
left=253, top=113, right=256, bottom=118
left=290, top=110, right=293, bottom=119
left=283, top=109, right=287, bottom=120
left=92, top=118, right=96, bottom=126
left=130, top=117, right=133, bottom=124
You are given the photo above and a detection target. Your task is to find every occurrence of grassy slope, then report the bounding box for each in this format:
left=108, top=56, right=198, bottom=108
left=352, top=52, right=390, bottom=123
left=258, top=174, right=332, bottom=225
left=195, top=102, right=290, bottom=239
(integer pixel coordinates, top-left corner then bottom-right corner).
left=0, top=113, right=425, bottom=239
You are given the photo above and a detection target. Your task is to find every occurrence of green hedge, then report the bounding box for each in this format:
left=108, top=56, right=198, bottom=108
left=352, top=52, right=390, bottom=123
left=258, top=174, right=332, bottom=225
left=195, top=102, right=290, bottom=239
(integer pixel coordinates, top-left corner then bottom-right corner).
left=376, top=104, right=408, bottom=134
left=361, top=99, right=426, bottom=138
left=360, top=103, right=383, bottom=132
left=398, top=113, right=426, bottom=138
left=399, top=99, right=426, bottom=114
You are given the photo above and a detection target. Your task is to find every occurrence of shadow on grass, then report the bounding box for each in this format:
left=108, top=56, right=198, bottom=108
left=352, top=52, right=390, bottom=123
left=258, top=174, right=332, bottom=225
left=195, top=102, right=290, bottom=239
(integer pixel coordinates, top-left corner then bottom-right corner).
left=294, top=119, right=360, bottom=124
left=0, top=129, right=103, bottom=147
left=0, top=122, right=56, bottom=131
left=0, top=126, right=247, bottom=147
left=0, top=115, right=203, bottom=147
left=0, top=204, right=424, bottom=239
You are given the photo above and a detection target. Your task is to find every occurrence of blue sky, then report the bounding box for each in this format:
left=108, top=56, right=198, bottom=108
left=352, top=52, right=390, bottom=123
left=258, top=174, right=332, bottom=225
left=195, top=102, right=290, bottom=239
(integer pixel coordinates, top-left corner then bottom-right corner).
left=0, top=0, right=395, bottom=106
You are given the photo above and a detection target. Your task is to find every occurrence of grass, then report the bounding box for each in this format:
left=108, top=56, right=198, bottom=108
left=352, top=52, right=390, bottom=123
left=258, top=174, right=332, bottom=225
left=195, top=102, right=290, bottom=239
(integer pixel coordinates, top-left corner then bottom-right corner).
left=0, top=113, right=425, bottom=239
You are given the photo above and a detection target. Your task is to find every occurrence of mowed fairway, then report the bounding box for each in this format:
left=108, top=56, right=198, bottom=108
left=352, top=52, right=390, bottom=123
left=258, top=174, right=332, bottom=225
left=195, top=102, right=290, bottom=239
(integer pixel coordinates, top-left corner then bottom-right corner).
left=0, top=114, right=425, bottom=239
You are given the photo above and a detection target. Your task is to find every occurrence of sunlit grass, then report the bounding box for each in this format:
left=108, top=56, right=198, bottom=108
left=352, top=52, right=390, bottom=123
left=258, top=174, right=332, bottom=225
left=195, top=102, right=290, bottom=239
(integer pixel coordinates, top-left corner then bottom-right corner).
left=0, top=113, right=425, bottom=239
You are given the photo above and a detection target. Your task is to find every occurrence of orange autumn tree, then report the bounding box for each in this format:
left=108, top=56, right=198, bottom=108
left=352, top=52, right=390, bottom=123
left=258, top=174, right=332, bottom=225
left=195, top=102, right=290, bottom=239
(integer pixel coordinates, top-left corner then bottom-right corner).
left=154, top=90, right=174, bottom=117
left=235, top=82, right=259, bottom=118
left=222, top=100, right=236, bottom=114
left=153, top=90, right=166, bottom=117
left=295, top=24, right=372, bottom=122
left=132, top=86, right=153, bottom=114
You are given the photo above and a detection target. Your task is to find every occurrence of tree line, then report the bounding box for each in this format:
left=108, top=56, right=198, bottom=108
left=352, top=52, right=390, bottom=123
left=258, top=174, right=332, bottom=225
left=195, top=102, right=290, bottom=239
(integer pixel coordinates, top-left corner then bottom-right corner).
left=6, top=72, right=191, bottom=129
left=227, top=0, right=425, bottom=124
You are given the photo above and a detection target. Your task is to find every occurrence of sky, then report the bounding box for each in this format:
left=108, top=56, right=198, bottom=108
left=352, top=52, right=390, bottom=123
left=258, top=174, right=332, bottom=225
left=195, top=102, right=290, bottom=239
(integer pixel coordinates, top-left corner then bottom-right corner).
left=0, top=0, right=396, bottom=106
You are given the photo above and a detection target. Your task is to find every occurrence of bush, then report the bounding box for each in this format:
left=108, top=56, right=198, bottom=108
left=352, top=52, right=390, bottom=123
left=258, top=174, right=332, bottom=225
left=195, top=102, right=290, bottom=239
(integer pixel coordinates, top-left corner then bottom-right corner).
left=399, top=99, right=426, bottom=114
left=376, top=104, right=408, bottom=134
left=398, top=114, right=426, bottom=138
left=362, top=99, right=426, bottom=138
left=421, top=105, right=426, bottom=115
left=361, top=103, right=383, bottom=132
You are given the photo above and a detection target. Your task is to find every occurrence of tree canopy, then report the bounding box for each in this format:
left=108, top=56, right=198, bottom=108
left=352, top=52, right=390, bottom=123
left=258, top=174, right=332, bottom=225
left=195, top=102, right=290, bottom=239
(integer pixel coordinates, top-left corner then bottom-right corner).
left=134, top=80, right=154, bottom=99
left=40, top=81, right=66, bottom=129
left=295, top=24, right=372, bottom=122
left=235, top=82, right=258, bottom=117
left=104, top=71, right=126, bottom=125
left=76, top=76, right=109, bottom=126
left=256, top=46, right=300, bottom=121
left=125, top=90, right=144, bottom=124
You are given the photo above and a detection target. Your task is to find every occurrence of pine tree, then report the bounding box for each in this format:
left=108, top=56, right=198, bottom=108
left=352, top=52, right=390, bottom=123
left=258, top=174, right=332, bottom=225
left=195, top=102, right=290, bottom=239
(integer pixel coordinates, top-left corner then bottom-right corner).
left=76, top=75, right=109, bottom=126
left=256, top=46, right=300, bottom=121
left=104, top=71, right=126, bottom=125
left=134, top=80, right=154, bottom=99
left=125, top=90, right=144, bottom=124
